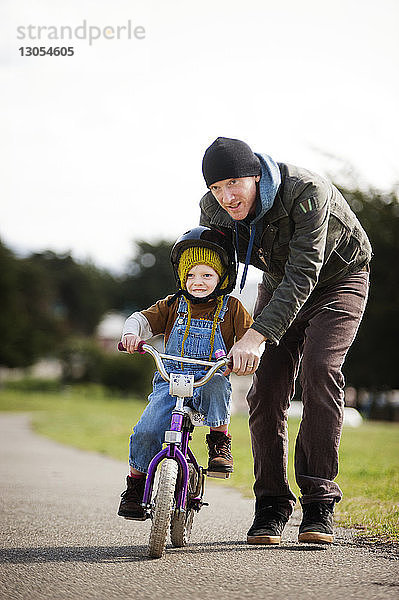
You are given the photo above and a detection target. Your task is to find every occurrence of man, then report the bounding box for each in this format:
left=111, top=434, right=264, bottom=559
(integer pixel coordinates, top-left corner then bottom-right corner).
left=199, top=137, right=371, bottom=545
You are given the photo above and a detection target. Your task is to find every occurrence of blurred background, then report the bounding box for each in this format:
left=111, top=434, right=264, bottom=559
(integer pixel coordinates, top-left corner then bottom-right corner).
left=1, top=0, right=398, bottom=420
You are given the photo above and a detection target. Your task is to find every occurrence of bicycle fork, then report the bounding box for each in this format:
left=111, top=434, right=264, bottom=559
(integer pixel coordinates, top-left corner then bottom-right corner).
left=141, top=404, right=203, bottom=517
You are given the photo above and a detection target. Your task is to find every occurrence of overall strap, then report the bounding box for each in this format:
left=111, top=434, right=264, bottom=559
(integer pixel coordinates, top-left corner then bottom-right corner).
left=218, top=295, right=230, bottom=322
left=177, top=296, right=188, bottom=315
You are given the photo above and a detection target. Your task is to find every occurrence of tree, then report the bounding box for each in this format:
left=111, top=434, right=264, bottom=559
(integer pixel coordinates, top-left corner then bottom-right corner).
left=0, top=243, right=120, bottom=368
left=120, top=240, right=176, bottom=312
left=27, top=251, right=117, bottom=335
left=0, top=242, right=59, bottom=367
left=338, top=186, right=399, bottom=389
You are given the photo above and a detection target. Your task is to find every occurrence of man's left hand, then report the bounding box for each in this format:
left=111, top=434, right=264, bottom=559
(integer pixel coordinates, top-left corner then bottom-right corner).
left=224, top=328, right=266, bottom=376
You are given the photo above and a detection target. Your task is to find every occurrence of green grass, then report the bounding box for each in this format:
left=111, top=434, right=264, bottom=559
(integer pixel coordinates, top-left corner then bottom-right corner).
left=1, top=386, right=398, bottom=542
left=335, top=421, right=399, bottom=542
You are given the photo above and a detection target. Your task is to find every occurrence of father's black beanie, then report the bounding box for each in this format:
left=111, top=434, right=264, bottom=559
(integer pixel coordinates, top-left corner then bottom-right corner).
left=202, top=137, right=261, bottom=188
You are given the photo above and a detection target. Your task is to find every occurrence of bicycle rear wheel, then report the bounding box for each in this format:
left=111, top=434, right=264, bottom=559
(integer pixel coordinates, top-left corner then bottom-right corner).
left=170, top=463, right=200, bottom=547
left=148, top=459, right=178, bottom=558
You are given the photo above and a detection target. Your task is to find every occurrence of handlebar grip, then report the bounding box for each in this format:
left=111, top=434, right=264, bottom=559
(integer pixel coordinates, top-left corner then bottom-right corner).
left=117, top=341, right=147, bottom=354
left=136, top=340, right=147, bottom=354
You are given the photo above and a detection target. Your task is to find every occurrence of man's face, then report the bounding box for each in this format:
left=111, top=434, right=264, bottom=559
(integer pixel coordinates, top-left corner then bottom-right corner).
left=209, top=175, right=260, bottom=220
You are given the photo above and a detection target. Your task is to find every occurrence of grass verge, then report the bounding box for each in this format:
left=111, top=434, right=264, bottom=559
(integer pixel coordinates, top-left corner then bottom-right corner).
left=1, top=386, right=398, bottom=542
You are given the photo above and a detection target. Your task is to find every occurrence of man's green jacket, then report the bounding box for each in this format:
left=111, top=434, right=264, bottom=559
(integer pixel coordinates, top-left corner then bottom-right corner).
left=199, top=162, right=372, bottom=343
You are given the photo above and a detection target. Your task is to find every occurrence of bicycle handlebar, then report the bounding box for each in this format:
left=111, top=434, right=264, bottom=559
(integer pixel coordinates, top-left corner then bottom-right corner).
left=118, top=341, right=229, bottom=387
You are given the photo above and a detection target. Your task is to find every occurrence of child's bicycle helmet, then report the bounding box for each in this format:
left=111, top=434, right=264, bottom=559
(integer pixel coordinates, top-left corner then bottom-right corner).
left=169, top=226, right=237, bottom=304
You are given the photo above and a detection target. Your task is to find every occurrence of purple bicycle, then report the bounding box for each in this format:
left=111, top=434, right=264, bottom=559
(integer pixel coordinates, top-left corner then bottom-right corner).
left=119, top=341, right=229, bottom=558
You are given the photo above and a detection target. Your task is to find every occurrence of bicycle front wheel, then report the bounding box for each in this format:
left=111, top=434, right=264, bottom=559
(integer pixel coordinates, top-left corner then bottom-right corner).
left=170, top=463, right=199, bottom=547
left=148, top=459, right=178, bottom=558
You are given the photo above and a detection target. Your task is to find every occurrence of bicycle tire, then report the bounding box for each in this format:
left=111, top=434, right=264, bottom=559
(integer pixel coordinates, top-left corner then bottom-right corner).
left=170, top=463, right=198, bottom=547
left=148, top=459, right=178, bottom=558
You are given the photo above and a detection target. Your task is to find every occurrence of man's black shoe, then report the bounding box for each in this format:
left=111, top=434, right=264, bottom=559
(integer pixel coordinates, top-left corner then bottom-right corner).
left=118, top=476, right=147, bottom=521
left=247, top=501, right=289, bottom=545
left=298, top=501, right=334, bottom=544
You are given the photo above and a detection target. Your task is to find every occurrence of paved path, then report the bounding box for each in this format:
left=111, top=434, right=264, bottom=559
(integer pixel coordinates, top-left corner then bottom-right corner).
left=0, top=414, right=398, bottom=600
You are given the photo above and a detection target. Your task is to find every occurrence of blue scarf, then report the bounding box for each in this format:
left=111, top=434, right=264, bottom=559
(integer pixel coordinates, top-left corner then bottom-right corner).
left=236, top=153, right=281, bottom=291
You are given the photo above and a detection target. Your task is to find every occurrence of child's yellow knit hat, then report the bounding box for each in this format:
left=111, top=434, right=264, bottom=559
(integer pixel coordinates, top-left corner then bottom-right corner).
left=177, top=247, right=228, bottom=290
left=177, top=246, right=228, bottom=361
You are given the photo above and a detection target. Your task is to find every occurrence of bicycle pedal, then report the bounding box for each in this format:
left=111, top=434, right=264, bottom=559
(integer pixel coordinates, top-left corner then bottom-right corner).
left=206, top=471, right=231, bottom=479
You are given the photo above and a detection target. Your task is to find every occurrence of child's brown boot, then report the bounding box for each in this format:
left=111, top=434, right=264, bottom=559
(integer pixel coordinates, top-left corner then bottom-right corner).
left=206, top=431, right=233, bottom=478
left=117, top=476, right=147, bottom=520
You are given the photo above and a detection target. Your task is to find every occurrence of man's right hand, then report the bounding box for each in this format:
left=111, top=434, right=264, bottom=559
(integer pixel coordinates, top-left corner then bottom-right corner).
left=121, top=334, right=143, bottom=353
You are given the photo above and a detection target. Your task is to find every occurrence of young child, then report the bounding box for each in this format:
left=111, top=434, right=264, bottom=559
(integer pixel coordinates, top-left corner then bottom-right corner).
left=118, top=226, right=253, bottom=520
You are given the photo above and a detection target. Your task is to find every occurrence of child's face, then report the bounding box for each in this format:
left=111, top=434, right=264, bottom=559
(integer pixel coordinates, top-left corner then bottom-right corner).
left=186, top=264, right=220, bottom=299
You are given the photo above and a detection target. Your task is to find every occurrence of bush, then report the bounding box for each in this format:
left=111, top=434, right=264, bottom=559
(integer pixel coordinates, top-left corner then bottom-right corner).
left=3, top=378, right=62, bottom=393
left=59, top=338, right=104, bottom=384
left=100, top=351, right=154, bottom=395
left=59, top=338, right=154, bottom=396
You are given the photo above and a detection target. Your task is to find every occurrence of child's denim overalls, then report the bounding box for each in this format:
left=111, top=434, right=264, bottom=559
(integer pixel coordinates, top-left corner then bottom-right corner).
left=129, top=296, right=232, bottom=473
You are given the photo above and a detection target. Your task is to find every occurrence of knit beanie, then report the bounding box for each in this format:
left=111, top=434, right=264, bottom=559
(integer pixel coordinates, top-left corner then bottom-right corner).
left=202, top=137, right=261, bottom=188
left=177, top=247, right=228, bottom=290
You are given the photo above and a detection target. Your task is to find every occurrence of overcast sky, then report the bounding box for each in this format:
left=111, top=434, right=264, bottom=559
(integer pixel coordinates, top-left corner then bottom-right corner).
left=2, top=0, right=398, bottom=274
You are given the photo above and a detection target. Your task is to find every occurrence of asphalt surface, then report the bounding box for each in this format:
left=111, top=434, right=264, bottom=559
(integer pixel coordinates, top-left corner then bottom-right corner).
left=0, top=413, right=398, bottom=600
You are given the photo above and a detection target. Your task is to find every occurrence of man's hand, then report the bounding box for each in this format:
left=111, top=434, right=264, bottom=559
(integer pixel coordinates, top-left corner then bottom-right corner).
left=121, top=334, right=143, bottom=354
left=225, top=328, right=266, bottom=376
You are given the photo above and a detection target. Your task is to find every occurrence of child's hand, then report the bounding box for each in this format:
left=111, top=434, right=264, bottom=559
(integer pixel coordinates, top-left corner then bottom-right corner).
left=122, top=334, right=143, bottom=354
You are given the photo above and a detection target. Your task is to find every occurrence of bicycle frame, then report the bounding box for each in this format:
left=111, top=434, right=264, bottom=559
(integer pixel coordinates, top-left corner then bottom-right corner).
left=119, top=341, right=228, bottom=517
left=143, top=414, right=192, bottom=513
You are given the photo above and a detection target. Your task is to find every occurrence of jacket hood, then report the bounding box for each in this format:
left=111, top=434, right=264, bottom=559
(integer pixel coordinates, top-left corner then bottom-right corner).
left=251, top=153, right=281, bottom=224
